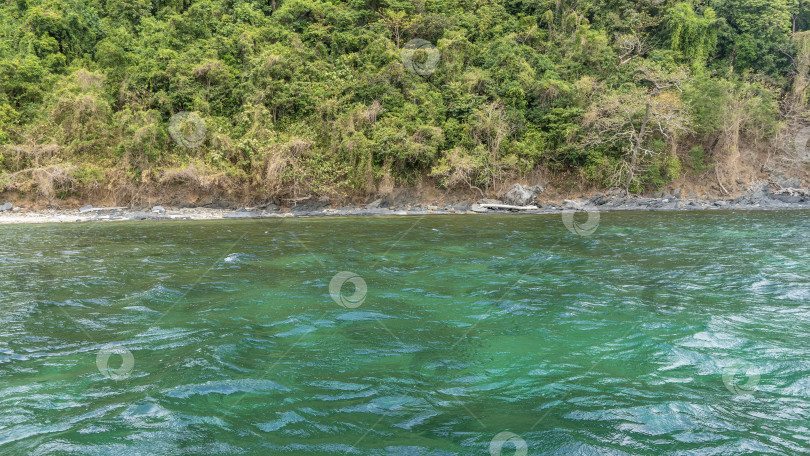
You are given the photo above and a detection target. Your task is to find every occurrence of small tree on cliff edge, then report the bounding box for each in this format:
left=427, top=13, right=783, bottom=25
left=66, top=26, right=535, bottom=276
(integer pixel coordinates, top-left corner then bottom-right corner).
left=584, top=64, right=692, bottom=194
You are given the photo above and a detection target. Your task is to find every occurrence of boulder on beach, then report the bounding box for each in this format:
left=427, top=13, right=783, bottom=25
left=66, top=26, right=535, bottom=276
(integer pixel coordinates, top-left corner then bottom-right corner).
left=79, top=204, right=93, bottom=213
left=502, top=184, right=544, bottom=206
left=0, top=202, right=12, bottom=212
left=452, top=202, right=472, bottom=212
left=152, top=205, right=166, bottom=214
left=291, top=198, right=330, bottom=213
left=589, top=194, right=608, bottom=206
left=562, top=199, right=583, bottom=210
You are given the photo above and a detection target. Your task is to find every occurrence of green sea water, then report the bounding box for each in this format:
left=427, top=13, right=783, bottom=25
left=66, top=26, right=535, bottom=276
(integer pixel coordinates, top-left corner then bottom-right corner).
left=1, top=211, right=809, bottom=455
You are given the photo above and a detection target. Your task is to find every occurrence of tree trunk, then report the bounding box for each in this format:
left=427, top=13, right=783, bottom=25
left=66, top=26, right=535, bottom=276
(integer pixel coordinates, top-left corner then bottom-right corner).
left=625, top=99, right=652, bottom=195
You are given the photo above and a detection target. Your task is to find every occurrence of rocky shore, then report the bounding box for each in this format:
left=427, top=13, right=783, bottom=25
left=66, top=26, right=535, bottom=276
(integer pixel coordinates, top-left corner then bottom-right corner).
left=1, top=183, right=809, bottom=225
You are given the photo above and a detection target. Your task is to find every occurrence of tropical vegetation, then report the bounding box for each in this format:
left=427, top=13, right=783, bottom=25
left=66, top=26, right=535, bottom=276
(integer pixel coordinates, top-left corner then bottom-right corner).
left=1, top=0, right=809, bottom=203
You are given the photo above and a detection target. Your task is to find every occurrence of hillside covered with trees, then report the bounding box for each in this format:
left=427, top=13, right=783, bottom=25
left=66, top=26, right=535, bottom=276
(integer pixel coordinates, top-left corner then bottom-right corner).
left=2, top=0, right=810, bottom=205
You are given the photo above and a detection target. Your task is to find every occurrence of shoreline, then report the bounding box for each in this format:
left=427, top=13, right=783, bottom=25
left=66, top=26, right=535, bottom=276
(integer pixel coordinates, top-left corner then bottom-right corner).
left=2, top=190, right=809, bottom=225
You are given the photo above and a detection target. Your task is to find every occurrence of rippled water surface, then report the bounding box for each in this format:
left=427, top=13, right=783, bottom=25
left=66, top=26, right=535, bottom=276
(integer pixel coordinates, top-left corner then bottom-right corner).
left=1, top=211, right=810, bottom=455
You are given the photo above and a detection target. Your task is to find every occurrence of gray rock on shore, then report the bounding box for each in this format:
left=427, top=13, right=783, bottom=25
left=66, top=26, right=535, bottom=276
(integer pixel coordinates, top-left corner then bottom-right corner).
left=771, top=173, right=803, bottom=189
left=470, top=203, right=489, bottom=213
left=502, top=184, right=544, bottom=206
left=563, top=199, right=583, bottom=210
left=0, top=202, right=12, bottom=212
left=291, top=199, right=330, bottom=213
left=452, top=202, right=472, bottom=212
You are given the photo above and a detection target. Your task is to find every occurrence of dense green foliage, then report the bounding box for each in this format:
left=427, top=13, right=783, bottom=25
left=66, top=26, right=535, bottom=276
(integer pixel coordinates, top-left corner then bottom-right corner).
left=1, top=0, right=809, bottom=200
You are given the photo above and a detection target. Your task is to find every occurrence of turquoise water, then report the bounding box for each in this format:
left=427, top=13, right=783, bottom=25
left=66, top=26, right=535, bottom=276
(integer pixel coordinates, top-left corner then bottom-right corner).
left=1, top=212, right=809, bottom=455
